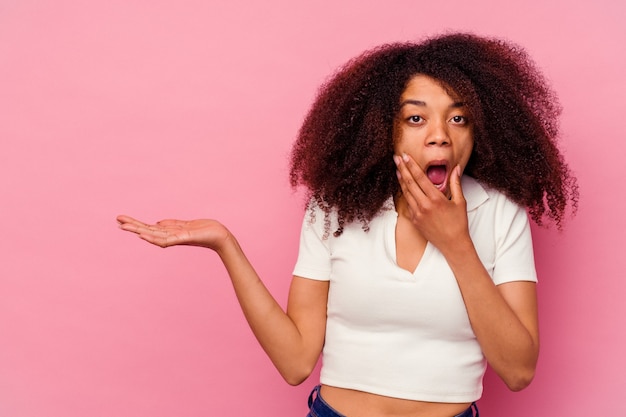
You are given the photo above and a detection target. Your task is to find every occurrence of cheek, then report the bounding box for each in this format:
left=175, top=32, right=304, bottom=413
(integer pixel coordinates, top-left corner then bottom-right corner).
left=394, top=139, right=423, bottom=160
left=392, top=125, right=403, bottom=148
left=392, top=131, right=408, bottom=153
left=393, top=126, right=422, bottom=150
left=459, top=141, right=474, bottom=165
left=394, top=140, right=408, bottom=154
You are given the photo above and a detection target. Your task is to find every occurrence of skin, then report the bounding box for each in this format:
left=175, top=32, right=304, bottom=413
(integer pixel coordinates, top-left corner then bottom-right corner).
left=117, top=74, right=539, bottom=417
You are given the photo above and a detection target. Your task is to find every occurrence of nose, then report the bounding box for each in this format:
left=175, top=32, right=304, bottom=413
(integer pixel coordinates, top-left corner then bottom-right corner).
left=426, top=120, right=450, bottom=146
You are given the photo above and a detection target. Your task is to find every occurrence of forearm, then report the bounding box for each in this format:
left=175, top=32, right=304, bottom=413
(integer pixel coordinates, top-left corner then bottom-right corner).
left=442, top=240, right=539, bottom=391
left=216, top=234, right=321, bottom=385
left=117, top=215, right=323, bottom=384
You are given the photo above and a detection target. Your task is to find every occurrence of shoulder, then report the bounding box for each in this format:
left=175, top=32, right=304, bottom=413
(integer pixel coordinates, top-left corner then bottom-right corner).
left=303, top=197, right=394, bottom=240
left=300, top=199, right=338, bottom=241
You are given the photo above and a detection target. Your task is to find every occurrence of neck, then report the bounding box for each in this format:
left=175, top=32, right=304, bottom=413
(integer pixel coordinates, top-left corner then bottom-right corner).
left=393, top=193, right=412, bottom=218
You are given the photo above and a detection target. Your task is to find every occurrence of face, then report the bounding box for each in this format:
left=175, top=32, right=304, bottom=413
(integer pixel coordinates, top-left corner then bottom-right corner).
left=394, top=74, right=474, bottom=197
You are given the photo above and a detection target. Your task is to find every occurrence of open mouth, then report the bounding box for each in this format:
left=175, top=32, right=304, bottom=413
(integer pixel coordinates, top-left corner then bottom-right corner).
left=426, top=163, right=448, bottom=192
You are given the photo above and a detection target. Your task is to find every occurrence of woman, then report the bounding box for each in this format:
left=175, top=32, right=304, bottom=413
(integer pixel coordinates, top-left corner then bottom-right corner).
left=118, top=33, right=577, bottom=417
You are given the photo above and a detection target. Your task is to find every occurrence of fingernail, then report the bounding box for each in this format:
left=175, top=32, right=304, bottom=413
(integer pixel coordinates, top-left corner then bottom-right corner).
left=393, top=155, right=401, bottom=165
left=396, top=170, right=402, bottom=179
left=402, top=153, right=409, bottom=162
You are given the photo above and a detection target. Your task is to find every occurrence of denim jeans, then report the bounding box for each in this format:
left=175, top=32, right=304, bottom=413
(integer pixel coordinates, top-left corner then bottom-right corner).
left=306, top=385, right=479, bottom=417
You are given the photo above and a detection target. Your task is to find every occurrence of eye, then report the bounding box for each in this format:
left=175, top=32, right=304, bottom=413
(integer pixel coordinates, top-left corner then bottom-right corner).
left=407, top=115, right=424, bottom=124
left=450, top=115, right=467, bottom=125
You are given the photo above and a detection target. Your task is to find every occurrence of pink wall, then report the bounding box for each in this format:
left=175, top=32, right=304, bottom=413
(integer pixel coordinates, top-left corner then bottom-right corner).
left=1, top=1, right=624, bottom=415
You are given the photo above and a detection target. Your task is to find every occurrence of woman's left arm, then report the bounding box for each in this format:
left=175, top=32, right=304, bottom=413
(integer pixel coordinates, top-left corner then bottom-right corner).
left=395, top=154, right=539, bottom=391
left=443, top=249, right=539, bottom=391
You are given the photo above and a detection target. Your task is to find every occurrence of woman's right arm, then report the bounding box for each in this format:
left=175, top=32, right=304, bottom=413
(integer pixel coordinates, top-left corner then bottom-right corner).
left=117, top=215, right=328, bottom=385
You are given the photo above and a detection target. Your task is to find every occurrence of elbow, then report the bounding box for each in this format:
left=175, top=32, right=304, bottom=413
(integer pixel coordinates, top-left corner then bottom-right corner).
left=499, top=343, right=539, bottom=392
left=281, top=364, right=316, bottom=386
left=504, top=368, right=536, bottom=392
left=284, top=374, right=308, bottom=386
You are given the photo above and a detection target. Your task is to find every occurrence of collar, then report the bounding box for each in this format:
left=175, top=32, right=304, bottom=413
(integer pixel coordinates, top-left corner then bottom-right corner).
left=461, top=175, right=489, bottom=211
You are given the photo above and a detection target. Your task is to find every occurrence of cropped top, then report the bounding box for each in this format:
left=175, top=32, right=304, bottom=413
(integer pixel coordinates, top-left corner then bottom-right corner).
left=292, top=176, right=537, bottom=403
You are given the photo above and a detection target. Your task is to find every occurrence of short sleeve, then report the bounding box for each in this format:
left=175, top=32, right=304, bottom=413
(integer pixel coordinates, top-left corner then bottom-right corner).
left=492, top=199, right=538, bottom=285
left=292, top=208, right=332, bottom=281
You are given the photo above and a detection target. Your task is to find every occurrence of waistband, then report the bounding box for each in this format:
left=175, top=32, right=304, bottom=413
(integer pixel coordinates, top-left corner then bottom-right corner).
left=307, top=385, right=479, bottom=417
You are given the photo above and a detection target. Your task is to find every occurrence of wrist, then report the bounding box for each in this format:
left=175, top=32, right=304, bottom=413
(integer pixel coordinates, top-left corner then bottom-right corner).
left=215, top=230, right=241, bottom=258
left=439, top=235, right=477, bottom=266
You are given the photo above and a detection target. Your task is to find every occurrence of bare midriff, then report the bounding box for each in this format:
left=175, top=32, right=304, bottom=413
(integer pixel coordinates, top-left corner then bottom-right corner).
left=320, top=385, right=471, bottom=417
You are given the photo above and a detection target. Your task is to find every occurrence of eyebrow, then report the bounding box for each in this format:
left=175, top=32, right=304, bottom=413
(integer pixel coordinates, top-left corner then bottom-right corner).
left=399, top=100, right=466, bottom=108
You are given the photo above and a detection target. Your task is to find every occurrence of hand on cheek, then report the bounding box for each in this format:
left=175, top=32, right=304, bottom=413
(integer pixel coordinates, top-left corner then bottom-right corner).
left=394, top=153, right=471, bottom=253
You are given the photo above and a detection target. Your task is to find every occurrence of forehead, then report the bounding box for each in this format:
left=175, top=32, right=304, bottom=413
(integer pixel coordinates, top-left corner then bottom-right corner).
left=401, top=74, right=461, bottom=101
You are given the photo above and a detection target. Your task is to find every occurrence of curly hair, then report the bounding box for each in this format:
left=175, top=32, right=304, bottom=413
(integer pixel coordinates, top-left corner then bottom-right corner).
left=289, top=33, right=578, bottom=236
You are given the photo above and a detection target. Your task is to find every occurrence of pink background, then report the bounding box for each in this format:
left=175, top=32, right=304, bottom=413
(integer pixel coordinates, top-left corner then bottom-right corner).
left=1, top=1, right=624, bottom=415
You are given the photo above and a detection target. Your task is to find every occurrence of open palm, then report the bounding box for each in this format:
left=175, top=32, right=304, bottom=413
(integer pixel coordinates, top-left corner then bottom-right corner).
left=117, top=215, right=230, bottom=251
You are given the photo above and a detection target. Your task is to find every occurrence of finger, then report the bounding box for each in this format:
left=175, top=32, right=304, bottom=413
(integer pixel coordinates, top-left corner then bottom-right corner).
left=402, top=153, right=444, bottom=200
left=117, top=215, right=181, bottom=248
left=116, top=214, right=140, bottom=225
left=395, top=166, right=419, bottom=210
left=395, top=154, right=434, bottom=203
left=120, top=220, right=169, bottom=237
left=138, top=232, right=173, bottom=248
left=156, top=219, right=188, bottom=227
left=449, top=165, right=465, bottom=202
left=394, top=155, right=421, bottom=197
left=117, top=215, right=153, bottom=229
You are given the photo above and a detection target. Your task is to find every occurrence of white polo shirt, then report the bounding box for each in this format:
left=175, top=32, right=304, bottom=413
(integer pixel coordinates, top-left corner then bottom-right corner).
left=293, top=176, right=537, bottom=403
